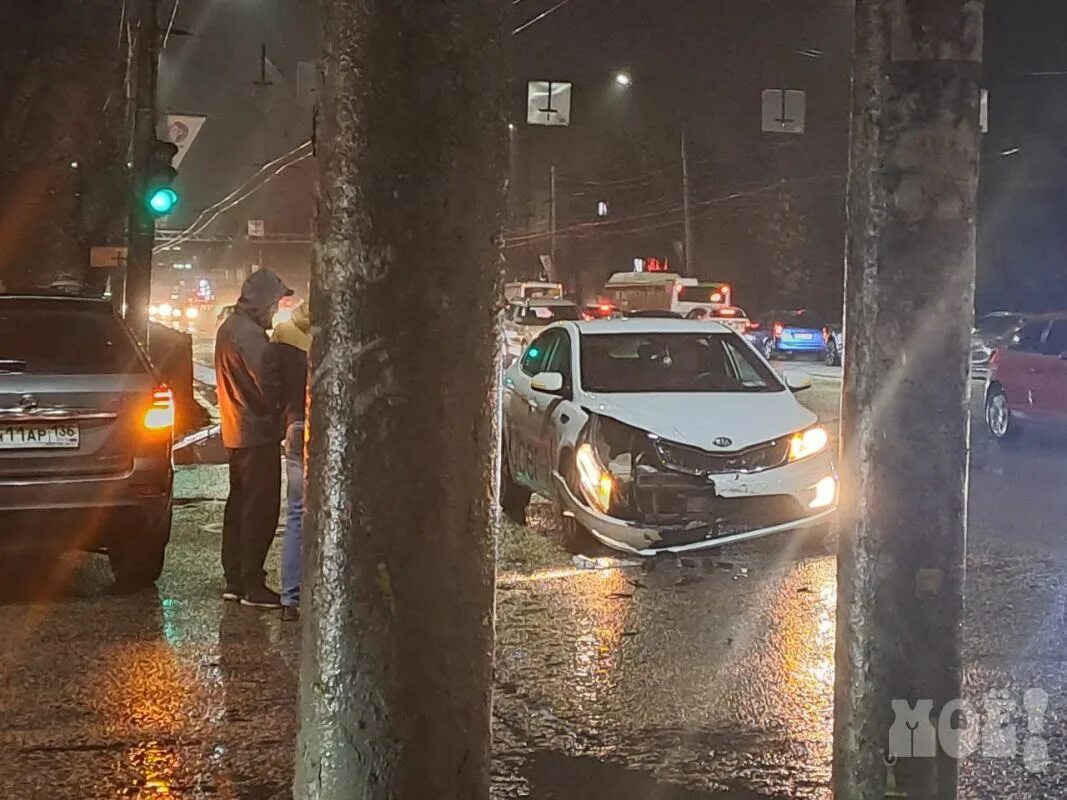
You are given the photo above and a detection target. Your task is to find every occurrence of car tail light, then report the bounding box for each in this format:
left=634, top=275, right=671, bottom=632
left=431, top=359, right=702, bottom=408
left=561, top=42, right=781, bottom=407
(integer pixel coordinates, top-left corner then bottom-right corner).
left=144, top=385, right=175, bottom=430
left=747, top=320, right=760, bottom=330
left=823, top=327, right=830, bottom=343
left=989, top=349, right=1000, bottom=367
left=773, top=323, right=784, bottom=337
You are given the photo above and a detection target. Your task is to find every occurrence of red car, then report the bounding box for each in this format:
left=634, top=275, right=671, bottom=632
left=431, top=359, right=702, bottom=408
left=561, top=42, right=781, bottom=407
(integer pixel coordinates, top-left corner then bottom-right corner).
left=985, top=313, right=1067, bottom=442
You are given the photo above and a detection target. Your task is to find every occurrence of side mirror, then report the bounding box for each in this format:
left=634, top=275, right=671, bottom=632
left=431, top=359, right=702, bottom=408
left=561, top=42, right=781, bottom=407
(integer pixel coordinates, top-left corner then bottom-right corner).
left=531, top=372, right=565, bottom=394
left=781, top=369, right=813, bottom=393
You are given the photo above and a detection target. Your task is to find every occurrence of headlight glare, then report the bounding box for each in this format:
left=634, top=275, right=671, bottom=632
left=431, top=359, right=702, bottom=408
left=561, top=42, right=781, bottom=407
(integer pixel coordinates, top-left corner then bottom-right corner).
left=789, top=426, right=829, bottom=462
left=576, top=443, right=613, bottom=512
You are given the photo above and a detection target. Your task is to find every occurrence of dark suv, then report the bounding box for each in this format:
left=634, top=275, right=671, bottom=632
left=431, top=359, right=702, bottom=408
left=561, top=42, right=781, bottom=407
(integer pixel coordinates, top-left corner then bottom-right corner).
left=0, top=295, right=173, bottom=586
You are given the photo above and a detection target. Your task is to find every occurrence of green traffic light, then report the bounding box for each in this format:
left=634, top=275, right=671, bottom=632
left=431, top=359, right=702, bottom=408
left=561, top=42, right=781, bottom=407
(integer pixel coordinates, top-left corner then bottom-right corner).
left=147, top=187, right=178, bottom=216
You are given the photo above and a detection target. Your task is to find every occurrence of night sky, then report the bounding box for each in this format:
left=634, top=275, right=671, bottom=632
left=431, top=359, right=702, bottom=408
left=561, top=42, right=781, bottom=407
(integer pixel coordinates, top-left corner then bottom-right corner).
left=158, top=0, right=1067, bottom=315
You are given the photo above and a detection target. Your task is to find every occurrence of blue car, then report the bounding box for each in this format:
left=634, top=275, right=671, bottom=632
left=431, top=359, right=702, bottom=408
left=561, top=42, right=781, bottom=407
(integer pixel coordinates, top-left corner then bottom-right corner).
left=747, top=310, right=828, bottom=360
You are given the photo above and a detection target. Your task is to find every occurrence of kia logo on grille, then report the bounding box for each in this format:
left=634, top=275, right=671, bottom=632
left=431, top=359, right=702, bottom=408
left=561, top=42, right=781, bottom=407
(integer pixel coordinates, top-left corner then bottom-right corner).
left=713, top=437, right=733, bottom=448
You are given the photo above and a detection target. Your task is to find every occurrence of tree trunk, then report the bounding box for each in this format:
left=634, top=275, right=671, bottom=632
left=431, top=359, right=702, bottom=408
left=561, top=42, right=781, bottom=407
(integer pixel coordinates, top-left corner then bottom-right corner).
left=834, top=2, right=984, bottom=799
left=295, top=1, right=508, bottom=798
left=0, top=1, right=129, bottom=290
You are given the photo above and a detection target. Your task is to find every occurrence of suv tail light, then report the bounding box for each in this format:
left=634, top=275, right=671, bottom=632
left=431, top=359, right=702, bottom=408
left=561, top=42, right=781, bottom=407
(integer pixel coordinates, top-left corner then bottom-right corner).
left=144, top=385, right=175, bottom=430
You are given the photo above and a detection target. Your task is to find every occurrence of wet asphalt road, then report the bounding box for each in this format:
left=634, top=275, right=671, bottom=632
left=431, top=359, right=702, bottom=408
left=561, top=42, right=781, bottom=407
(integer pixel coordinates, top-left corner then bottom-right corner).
left=3, top=370, right=1067, bottom=798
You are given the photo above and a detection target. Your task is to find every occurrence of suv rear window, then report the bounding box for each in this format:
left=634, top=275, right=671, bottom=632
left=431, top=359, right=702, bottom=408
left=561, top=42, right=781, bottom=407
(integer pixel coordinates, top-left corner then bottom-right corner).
left=0, top=301, right=145, bottom=374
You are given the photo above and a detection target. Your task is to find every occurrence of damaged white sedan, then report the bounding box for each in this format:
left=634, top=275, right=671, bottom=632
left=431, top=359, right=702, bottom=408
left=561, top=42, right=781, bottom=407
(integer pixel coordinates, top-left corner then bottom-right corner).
left=501, top=318, right=837, bottom=555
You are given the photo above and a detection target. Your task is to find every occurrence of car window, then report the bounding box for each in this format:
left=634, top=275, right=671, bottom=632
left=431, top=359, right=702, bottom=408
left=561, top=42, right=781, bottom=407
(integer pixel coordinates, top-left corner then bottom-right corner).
left=0, top=303, right=144, bottom=375
left=780, top=312, right=825, bottom=329
left=1041, top=321, right=1067, bottom=356
left=580, top=332, right=784, bottom=394
left=520, top=330, right=561, bottom=376
left=976, top=314, right=1024, bottom=336
left=1010, top=320, right=1047, bottom=353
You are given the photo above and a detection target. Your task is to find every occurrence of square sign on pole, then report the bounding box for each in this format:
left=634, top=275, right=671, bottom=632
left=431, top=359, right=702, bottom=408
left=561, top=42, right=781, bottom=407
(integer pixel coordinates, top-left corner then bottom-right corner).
left=761, top=89, right=806, bottom=134
left=527, top=81, right=572, bottom=126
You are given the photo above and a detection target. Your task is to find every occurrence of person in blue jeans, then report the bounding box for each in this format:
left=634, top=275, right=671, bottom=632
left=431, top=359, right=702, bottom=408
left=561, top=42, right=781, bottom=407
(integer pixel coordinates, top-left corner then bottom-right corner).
left=262, top=302, right=310, bottom=622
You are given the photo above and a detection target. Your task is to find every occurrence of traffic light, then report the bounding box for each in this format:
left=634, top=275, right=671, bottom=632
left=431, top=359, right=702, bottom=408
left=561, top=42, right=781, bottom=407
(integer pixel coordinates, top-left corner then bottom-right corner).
left=145, top=139, right=179, bottom=217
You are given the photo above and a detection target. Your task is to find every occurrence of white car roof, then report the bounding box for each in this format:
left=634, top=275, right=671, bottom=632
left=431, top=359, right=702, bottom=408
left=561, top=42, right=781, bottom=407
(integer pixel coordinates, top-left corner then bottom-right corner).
left=562, top=318, right=735, bottom=336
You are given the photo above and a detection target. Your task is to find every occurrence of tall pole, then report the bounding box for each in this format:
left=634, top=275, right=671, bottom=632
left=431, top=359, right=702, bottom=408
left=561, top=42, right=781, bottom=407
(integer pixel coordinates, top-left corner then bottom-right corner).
left=296, top=1, right=507, bottom=798
left=833, top=2, right=984, bottom=799
left=548, top=163, right=558, bottom=281
left=681, top=126, right=694, bottom=277
left=124, top=0, right=158, bottom=344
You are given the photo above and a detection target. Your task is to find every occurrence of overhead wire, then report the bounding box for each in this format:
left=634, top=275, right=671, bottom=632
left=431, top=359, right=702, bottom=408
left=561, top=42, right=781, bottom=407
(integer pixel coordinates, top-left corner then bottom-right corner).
left=513, top=0, right=578, bottom=35
left=155, top=138, right=312, bottom=252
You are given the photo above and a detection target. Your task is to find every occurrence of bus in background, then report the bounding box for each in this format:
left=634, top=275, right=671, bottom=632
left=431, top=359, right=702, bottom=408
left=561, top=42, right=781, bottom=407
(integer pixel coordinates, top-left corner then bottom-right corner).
left=504, top=281, right=564, bottom=302
left=602, top=272, right=733, bottom=317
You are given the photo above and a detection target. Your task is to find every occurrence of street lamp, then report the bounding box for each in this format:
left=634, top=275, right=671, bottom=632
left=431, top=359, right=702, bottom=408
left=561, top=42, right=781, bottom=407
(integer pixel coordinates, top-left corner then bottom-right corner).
left=614, top=71, right=632, bottom=88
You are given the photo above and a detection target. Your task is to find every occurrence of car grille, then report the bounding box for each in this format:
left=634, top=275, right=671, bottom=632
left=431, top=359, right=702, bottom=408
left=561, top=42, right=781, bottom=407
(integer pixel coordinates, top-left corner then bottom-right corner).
left=630, top=475, right=808, bottom=547
left=654, top=437, right=790, bottom=476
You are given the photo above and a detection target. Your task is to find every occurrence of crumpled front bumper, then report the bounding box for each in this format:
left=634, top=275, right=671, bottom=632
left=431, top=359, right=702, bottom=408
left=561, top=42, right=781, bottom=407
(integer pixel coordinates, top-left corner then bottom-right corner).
left=555, top=451, right=837, bottom=556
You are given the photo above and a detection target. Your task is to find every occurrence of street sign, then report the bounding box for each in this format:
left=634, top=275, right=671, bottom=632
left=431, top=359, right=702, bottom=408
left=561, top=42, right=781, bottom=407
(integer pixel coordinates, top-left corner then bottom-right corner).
left=761, top=89, right=806, bottom=134
left=165, top=113, right=206, bottom=168
left=527, top=81, right=572, bottom=126
left=90, top=246, right=127, bottom=268
left=247, top=219, right=265, bottom=238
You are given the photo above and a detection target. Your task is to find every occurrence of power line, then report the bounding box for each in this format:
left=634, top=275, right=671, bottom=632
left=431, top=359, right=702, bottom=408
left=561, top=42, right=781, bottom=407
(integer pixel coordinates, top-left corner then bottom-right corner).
left=155, top=139, right=312, bottom=251
left=513, top=0, right=578, bottom=35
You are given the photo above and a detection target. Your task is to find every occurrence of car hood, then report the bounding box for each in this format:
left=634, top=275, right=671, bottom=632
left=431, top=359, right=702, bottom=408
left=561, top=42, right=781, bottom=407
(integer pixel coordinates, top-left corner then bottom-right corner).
left=582, top=391, right=817, bottom=451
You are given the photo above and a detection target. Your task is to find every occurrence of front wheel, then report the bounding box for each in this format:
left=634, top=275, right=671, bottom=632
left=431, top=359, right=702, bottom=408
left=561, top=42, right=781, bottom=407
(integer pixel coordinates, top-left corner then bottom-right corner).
left=985, top=387, right=1020, bottom=444
left=825, top=340, right=840, bottom=367
left=762, top=338, right=776, bottom=361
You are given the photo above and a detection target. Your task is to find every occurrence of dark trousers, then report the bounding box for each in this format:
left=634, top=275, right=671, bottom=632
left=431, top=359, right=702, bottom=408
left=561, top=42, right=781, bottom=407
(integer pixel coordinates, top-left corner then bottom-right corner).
left=222, top=444, right=282, bottom=592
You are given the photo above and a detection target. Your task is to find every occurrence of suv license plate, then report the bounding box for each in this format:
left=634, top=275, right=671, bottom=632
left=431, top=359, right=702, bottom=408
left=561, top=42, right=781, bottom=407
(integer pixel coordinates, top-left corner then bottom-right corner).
left=0, top=425, right=80, bottom=449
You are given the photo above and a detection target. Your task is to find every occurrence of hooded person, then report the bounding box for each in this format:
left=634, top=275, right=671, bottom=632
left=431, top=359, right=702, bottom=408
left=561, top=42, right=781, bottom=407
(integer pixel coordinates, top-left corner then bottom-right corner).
left=261, top=301, right=310, bottom=621
left=215, top=268, right=293, bottom=608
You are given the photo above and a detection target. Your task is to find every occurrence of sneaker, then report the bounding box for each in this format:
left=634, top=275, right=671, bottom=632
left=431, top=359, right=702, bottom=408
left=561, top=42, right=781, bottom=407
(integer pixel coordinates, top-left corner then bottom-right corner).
left=240, top=586, right=283, bottom=609
left=281, top=606, right=300, bottom=622
left=222, top=586, right=244, bottom=602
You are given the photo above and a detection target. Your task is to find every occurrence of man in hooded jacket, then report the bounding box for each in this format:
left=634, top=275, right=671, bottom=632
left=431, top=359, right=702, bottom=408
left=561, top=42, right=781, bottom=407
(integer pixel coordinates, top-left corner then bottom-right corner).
left=215, top=268, right=293, bottom=608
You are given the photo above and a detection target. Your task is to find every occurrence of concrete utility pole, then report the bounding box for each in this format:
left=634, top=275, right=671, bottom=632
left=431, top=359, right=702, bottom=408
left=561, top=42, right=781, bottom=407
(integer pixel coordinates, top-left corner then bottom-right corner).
left=295, top=1, right=507, bottom=798
left=681, top=127, right=694, bottom=277
left=834, top=2, right=984, bottom=799
left=549, top=163, right=558, bottom=281
left=124, top=0, right=158, bottom=343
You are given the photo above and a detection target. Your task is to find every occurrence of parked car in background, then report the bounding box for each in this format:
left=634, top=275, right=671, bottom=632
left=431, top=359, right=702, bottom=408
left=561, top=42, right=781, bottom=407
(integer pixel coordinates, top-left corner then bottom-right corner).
left=581, top=301, right=620, bottom=321
left=972, top=311, right=1031, bottom=379
left=0, top=294, right=174, bottom=587
left=824, top=323, right=844, bottom=366
left=685, top=305, right=751, bottom=336
left=746, top=310, right=828, bottom=360
left=985, top=314, right=1067, bottom=443
left=504, top=281, right=564, bottom=302
left=501, top=317, right=837, bottom=555
left=503, top=297, right=581, bottom=363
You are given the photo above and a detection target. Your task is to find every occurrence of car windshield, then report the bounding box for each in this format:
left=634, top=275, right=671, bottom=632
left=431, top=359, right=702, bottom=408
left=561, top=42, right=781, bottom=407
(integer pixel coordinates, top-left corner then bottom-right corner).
left=976, top=314, right=1022, bottom=336
left=0, top=302, right=144, bottom=374
left=520, top=305, right=580, bottom=324
left=580, top=332, right=783, bottom=393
